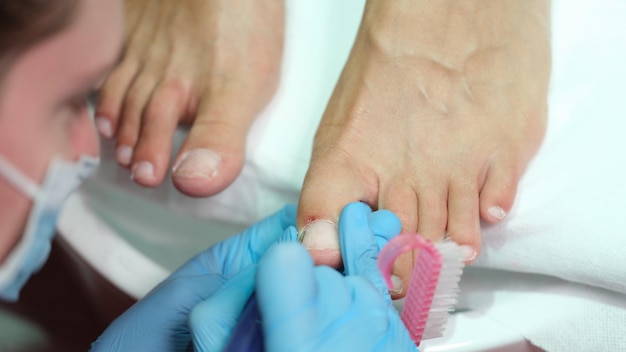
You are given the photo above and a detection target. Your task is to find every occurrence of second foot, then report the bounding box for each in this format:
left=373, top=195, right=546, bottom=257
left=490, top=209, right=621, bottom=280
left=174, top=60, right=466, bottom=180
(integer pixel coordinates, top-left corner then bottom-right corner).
left=95, top=0, right=285, bottom=196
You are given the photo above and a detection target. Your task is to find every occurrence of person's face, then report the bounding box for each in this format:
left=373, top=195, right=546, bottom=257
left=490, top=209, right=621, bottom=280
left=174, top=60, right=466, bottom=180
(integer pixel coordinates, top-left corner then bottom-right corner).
left=0, top=0, right=124, bottom=261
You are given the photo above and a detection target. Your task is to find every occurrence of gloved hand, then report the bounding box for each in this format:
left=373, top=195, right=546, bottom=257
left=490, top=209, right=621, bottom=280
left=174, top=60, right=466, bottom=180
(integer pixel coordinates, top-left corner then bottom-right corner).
left=90, top=204, right=298, bottom=352
left=256, top=202, right=417, bottom=352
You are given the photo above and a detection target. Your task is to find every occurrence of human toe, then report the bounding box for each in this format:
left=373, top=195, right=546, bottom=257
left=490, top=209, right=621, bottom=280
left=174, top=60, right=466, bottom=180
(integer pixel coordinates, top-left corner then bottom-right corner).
left=171, top=103, right=250, bottom=197
left=95, top=60, right=140, bottom=139
left=297, top=156, right=373, bottom=268
left=479, top=163, right=520, bottom=224
left=299, top=220, right=342, bottom=268
left=447, top=180, right=482, bottom=263
left=416, top=185, right=449, bottom=242
left=129, top=81, right=186, bottom=187
left=378, top=182, right=419, bottom=234
left=172, top=148, right=223, bottom=193
left=114, top=72, right=157, bottom=169
left=378, top=183, right=418, bottom=299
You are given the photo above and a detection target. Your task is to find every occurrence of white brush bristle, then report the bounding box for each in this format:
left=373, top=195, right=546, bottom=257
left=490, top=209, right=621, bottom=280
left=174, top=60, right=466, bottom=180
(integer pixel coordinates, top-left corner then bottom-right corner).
left=422, top=241, right=465, bottom=339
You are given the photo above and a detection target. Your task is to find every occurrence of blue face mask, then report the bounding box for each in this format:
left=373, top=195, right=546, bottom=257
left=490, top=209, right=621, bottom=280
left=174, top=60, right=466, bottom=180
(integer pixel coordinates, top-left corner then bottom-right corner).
left=0, top=154, right=98, bottom=301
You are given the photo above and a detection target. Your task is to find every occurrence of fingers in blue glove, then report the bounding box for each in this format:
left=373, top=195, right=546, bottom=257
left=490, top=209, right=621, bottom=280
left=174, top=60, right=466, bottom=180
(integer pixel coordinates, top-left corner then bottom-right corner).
left=94, top=206, right=299, bottom=352
left=338, top=202, right=376, bottom=274
left=368, top=209, right=402, bottom=250
left=279, top=204, right=298, bottom=229
left=255, top=241, right=416, bottom=352
left=278, top=226, right=298, bottom=243
left=339, top=202, right=402, bottom=299
left=189, top=266, right=256, bottom=352
left=187, top=223, right=298, bottom=351
left=256, top=242, right=318, bottom=350
left=91, top=273, right=228, bottom=352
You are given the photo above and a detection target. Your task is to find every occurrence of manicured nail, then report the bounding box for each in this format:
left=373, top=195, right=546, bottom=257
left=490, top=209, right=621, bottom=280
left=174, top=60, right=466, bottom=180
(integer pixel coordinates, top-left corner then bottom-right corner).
left=488, top=206, right=507, bottom=220
left=460, top=245, right=477, bottom=262
left=95, top=117, right=113, bottom=138
left=172, top=148, right=221, bottom=179
left=131, top=161, right=154, bottom=182
left=390, top=275, right=403, bottom=295
left=115, top=145, right=133, bottom=166
left=299, top=220, right=339, bottom=250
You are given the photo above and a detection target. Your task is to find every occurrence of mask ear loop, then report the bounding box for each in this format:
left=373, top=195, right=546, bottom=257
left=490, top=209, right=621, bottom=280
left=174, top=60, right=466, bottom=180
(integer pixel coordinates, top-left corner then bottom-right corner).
left=0, top=154, right=39, bottom=199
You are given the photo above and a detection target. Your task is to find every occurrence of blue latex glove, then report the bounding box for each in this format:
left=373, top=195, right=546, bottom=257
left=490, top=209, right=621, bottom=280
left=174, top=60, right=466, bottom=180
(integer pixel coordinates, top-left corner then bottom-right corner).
left=91, top=204, right=298, bottom=352
left=256, top=202, right=417, bottom=352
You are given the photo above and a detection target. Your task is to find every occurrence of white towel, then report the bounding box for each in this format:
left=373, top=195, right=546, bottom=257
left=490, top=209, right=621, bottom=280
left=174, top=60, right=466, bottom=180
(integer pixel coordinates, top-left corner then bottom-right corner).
left=420, top=268, right=626, bottom=352
left=473, top=0, right=626, bottom=295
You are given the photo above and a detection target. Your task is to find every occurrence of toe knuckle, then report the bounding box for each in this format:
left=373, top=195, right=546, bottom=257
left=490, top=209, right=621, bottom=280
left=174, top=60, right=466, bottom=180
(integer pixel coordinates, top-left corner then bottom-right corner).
left=159, top=78, right=190, bottom=102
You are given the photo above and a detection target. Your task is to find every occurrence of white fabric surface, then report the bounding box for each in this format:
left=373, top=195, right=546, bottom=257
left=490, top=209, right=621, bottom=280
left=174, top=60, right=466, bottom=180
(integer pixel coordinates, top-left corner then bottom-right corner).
left=467, top=2, right=626, bottom=348
left=435, top=268, right=626, bottom=352
left=72, top=0, right=626, bottom=350
left=473, top=0, right=626, bottom=295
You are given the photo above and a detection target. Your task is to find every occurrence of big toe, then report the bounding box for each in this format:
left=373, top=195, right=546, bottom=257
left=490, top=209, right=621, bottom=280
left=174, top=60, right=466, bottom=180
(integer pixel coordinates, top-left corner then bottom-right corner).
left=172, top=147, right=239, bottom=197
left=171, top=106, right=250, bottom=197
left=297, top=156, right=373, bottom=268
left=129, top=82, right=187, bottom=187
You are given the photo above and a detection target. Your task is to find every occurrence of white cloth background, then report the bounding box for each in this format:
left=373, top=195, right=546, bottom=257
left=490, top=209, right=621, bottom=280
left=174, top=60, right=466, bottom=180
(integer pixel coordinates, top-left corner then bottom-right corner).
left=474, top=0, right=626, bottom=295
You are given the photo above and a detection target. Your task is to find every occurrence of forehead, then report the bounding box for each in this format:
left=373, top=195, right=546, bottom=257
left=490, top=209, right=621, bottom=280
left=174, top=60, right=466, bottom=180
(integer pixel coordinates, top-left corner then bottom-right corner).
left=0, top=0, right=124, bottom=118
left=73, top=0, right=124, bottom=60
left=40, top=0, right=124, bottom=87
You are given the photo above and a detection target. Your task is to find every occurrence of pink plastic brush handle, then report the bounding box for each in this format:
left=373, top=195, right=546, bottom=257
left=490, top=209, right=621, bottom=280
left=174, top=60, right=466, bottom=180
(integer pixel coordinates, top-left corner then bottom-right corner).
left=377, top=234, right=439, bottom=290
left=377, top=234, right=442, bottom=345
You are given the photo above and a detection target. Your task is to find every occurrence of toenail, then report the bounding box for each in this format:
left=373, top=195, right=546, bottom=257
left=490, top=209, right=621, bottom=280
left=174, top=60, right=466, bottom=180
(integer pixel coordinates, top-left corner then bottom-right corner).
left=460, top=245, right=477, bottom=262
left=131, top=161, right=155, bottom=182
left=299, top=220, right=339, bottom=250
left=95, top=117, right=113, bottom=138
left=172, top=148, right=221, bottom=179
left=116, top=146, right=133, bottom=166
left=488, top=206, right=507, bottom=220
left=390, top=275, right=403, bottom=295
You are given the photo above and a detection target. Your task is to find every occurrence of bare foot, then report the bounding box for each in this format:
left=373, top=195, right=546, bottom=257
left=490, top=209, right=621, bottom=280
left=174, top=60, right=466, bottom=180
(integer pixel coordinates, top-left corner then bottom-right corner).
left=95, top=0, right=284, bottom=196
left=297, top=0, right=551, bottom=294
